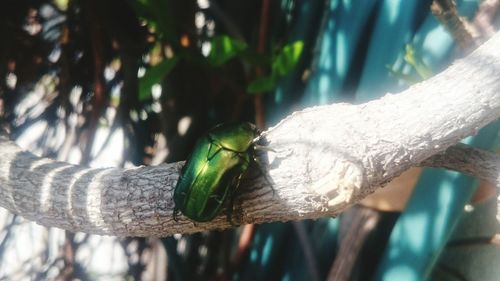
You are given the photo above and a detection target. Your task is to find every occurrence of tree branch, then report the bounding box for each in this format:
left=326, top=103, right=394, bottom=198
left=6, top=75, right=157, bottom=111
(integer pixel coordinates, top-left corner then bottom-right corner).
left=422, top=143, right=500, bottom=221
left=422, top=144, right=500, bottom=188
left=1, top=31, right=500, bottom=237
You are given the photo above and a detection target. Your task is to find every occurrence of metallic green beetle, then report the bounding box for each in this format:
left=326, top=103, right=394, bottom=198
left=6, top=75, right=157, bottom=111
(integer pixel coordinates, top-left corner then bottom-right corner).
left=173, top=122, right=259, bottom=222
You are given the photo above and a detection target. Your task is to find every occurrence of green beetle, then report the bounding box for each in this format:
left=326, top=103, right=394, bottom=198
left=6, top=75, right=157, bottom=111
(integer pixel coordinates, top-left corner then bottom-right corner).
left=173, top=122, right=260, bottom=222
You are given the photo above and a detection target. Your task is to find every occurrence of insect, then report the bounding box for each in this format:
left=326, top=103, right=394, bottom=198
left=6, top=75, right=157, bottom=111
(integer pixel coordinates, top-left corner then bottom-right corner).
left=173, top=122, right=263, bottom=223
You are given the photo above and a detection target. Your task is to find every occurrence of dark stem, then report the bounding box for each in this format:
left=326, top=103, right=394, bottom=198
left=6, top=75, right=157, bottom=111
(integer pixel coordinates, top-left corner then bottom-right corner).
left=81, top=0, right=106, bottom=165
left=254, top=0, right=270, bottom=129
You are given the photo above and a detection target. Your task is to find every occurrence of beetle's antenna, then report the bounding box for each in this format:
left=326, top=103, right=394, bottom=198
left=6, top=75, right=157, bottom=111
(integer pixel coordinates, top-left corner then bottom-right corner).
left=254, top=144, right=275, bottom=152
left=252, top=135, right=262, bottom=143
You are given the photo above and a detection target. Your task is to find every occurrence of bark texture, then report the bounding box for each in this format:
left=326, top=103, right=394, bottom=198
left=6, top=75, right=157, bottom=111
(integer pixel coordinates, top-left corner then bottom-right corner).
left=1, top=31, right=500, bottom=237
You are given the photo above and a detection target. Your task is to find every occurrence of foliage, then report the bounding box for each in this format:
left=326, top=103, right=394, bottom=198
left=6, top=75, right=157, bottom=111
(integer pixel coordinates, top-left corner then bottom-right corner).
left=386, top=44, right=433, bottom=85
left=139, top=56, right=178, bottom=101
left=248, top=40, right=304, bottom=93
left=130, top=0, right=177, bottom=41
left=208, top=35, right=248, bottom=66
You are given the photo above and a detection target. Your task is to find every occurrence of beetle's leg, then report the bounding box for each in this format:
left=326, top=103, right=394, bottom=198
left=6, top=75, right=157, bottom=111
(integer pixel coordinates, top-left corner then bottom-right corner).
left=226, top=174, right=244, bottom=226
left=173, top=207, right=180, bottom=222
left=173, top=190, right=188, bottom=222
left=226, top=203, right=240, bottom=227
left=208, top=194, right=224, bottom=205
left=253, top=144, right=275, bottom=152
left=226, top=203, right=237, bottom=226
left=234, top=152, right=275, bottom=197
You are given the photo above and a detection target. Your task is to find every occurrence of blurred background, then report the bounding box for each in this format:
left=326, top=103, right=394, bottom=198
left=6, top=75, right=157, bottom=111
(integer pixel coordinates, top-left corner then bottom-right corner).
left=0, top=0, right=499, bottom=280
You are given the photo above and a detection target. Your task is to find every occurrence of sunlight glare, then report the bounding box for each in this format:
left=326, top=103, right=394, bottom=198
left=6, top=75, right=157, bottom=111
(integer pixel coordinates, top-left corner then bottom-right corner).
left=177, top=116, right=192, bottom=136
left=5, top=73, right=17, bottom=89
left=40, top=165, right=71, bottom=213
left=137, top=67, right=146, bottom=78
left=16, top=121, right=48, bottom=155
left=104, top=66, right=116, bottom=81
left=201, top=42, right=211, bottom=57
left=90, top=127, right=124, bottom=168
left=48, top=47, right=61, bottom=63
left=69, top=86, right=83, bottom=111
left=197, top=0, right=210, bottom=9
left=151, top=101, right=162, bottom=113
left=152, top=84, right=162, bottom=99
left=85, top=169, right=111, bottom=230
left=195, top=12, right=206, bottom=29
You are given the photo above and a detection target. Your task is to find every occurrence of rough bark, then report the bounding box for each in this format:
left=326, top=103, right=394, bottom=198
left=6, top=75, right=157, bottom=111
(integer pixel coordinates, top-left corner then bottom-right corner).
left=422, top=143, right=500, bottom=221
left=0, top=31, right=500, bottom=237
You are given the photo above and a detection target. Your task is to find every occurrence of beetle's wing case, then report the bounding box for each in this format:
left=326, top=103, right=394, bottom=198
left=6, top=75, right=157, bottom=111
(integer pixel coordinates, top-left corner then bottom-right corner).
left=208, top=122, right=257, bottom=153
left=191, top=151, right=249, bottom=221
left=174, top=136, right=251, bottom=222
left=173, top=138, right=211, bottom=212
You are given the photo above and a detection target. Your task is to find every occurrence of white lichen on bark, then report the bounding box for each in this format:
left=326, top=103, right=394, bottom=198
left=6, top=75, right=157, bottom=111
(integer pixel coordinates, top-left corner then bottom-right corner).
left=0, top=31, right=500, bottom=237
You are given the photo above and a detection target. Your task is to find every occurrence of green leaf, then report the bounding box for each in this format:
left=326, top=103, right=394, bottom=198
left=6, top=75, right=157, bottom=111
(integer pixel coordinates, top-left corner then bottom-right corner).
left=272, top=41, right=304, bottom=77
left=139, top=57, right=178, bottom=101
left=130, top=0, right=176, bottom=42
left=386, top=65, right=420, bottom=84
left=404, top=44, right=433, bottom=79
left=209, top=35, right=247, bottom=66
left=151, top=0, right=176, bottom=41
left=247, top=76, right=276, bottom=94
left=246, top=41, right=304, bottom=94
left=238, top=49, right=269, bottom=66
left=130, top=0, right=151, bottom=17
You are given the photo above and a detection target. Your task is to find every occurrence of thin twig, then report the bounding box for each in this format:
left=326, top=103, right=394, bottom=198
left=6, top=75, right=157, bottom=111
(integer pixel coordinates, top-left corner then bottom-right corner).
left=327, top=206, right=380, bottom=281
left=431, top=0, right=478, bottom=51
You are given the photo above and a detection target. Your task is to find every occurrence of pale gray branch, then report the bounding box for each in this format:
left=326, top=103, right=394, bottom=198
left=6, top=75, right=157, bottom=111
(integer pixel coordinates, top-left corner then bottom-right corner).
left=422, top=144, right=500, bottom=221
left=422, top=144, right=500, bottom=187
left=1, top=31, right=500, bottom=237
